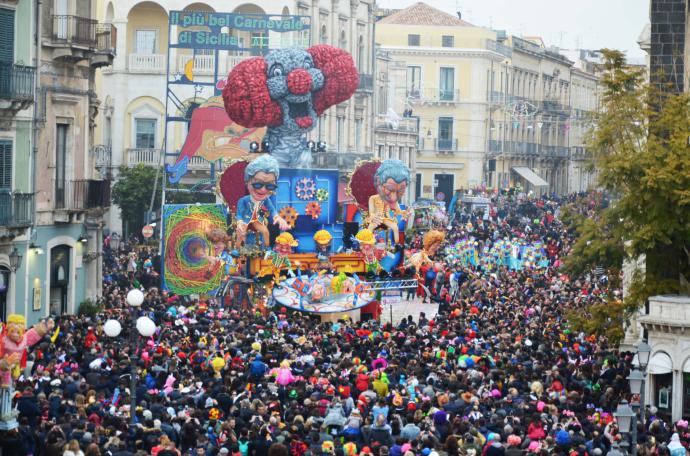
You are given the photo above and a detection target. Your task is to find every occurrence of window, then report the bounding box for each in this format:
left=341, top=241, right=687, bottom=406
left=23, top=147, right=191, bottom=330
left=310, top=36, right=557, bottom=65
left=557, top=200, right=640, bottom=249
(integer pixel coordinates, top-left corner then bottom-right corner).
left=355, top=119, right=362, bottom=153
left=438, top=117, right=453, bottom=150
left=440, top=67, right=455, bottom=101
left=415, top=173, right=421, bottom=200
left=135, top=30, right=157, bottom=54
left=442, top=35, right=454, bottom=48
left=407, top=34, right=420, bottom=46
left=339, top=30, right=347, bottom=50
left=407, top=66, right=421, bottom=98
left=0, top=7, right=15, bottom=63
left=135, top=118, right=156, bottom=149
left=55, top=124, right=67, bottom=208
left=336, top=117, right=344, bottom=152
left=358, top=35, right=365, bottom=70
left=320, top=25, right=328, bottom=44
left=0, top=141, right=11, bottom=190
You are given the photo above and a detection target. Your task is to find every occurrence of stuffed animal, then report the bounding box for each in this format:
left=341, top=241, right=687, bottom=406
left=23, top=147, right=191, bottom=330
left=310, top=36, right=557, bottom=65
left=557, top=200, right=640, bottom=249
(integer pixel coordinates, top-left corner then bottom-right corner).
left=223, top=45, right=359, bottom=168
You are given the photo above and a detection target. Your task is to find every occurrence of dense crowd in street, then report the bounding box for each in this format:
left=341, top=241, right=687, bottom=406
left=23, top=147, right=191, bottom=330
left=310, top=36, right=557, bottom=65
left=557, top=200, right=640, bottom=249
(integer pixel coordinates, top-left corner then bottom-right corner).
left=1, top=193, right=687, bottom=456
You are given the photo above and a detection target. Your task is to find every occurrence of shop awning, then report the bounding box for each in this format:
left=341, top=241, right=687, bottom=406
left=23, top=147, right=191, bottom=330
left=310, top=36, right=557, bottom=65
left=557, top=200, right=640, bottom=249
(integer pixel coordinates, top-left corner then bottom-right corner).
left=512, top=167, right=549, bottom=187
left=648, top=352, right=673, bottom=374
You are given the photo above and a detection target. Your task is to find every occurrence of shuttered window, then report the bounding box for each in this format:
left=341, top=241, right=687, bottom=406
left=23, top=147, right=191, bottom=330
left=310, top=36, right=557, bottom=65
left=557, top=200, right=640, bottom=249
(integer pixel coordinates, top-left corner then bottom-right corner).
left=0, top=141, right=12, bottom=190
left=0, top=8, right=15, bottom=63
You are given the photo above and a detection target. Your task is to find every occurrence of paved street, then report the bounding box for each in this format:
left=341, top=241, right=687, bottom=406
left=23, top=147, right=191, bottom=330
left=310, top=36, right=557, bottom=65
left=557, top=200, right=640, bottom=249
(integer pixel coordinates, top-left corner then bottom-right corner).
left=379, top=296, right=439, bottom=325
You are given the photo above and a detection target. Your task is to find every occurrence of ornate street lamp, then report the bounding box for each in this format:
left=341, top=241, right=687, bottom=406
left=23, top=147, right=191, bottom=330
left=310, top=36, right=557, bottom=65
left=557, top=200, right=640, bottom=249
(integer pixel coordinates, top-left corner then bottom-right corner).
left=8, top=248, right=22, bottom=272
left=126, top=288, right=153, bottom=425
left=110, top=233, right=121, bottom=251
left=636, top=342, right=651, bottom=370
left=627, top=369, right=644, bottom=396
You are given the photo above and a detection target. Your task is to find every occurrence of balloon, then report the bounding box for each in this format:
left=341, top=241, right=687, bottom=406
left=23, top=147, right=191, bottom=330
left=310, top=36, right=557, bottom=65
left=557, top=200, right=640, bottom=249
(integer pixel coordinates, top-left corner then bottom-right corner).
left=251, top=342, right=261, bottom=352
left=127, top=289, right=144, bottom=307
left=103, top=319, right=122, bottom=338
left=136, top=316, right=156, bottom=337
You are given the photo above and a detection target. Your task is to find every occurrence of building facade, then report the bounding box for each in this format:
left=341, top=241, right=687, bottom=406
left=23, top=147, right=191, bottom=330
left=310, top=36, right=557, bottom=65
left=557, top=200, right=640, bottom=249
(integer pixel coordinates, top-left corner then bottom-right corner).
left=376, top=3, right=599, bottom=203
left=0, top=0, right=37, bottom=323
left=376, top=2, right=503, bottom=207
left=94, top=0, right=376, bottom=236
left=0, top=0, right=113, bottom=326
left=487, top=37, right=600, bottom=195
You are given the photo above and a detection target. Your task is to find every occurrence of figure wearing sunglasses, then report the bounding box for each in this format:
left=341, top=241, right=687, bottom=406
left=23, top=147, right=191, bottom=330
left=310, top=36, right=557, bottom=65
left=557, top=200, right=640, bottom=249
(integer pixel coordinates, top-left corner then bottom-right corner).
left=236, top=155, right=290, bottom=248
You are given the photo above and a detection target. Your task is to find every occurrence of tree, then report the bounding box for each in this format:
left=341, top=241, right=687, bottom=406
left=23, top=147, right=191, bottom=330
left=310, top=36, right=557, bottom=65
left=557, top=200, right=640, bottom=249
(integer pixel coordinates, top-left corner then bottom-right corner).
left=111, top=164, right=161, bottom=236
left=565, top=50, right=690, bottom=342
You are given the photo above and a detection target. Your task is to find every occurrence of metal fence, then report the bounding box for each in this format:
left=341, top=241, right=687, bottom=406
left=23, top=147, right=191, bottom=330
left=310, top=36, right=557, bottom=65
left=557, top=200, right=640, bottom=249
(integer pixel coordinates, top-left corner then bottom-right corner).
left=0, top=63, right=35, bottom=101
left=0, top=192, right=34, bottom=226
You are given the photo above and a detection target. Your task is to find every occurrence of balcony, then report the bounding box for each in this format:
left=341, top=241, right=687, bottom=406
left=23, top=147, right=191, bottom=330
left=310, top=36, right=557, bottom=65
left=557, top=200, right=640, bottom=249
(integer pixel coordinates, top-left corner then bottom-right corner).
left=128, top=54, right=166, bottom=73
left=485, top=39, right=513, bottom=58
left=49, top=15, right=115, bottom=66
left=91, top=144, right=111, bottom=178
left=488, top=140, right=538, bottom=156
left=313, top=152, right=372, bottom=170
left=408, top=87, right=460, bottom=104
left=436, top=138, right=457, bottom=151
left=540, top=145, right=569, bottom=158
left=375, top=114, right=418, bottom=134
left=357, top=73, right=374, bottom=92
left=91, top=23, right=117, bottom=68
left=177, top=54, right=215, bottom=76
left=54, top=179, right=110, bottom=211
left=0, top=192, right=34, bottom=227
left=0, top=63, right=35, bottom=128
left=127, top=148, right=160, bottom=166
left=52, top=15, right=97, bottom=47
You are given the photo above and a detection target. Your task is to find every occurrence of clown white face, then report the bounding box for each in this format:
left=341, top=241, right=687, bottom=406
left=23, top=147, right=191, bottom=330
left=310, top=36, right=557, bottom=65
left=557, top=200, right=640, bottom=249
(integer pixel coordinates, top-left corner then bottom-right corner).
left=248, top=171, right=278, bottom=202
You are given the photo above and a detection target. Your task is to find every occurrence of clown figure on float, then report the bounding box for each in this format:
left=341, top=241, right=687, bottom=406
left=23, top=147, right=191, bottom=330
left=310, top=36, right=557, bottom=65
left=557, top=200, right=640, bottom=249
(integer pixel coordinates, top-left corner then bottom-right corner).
left=223, top=45, right=359, bottom=168
left=367, top=159, right=412, bottom=247
left=235, top=155, right=290, bottom=249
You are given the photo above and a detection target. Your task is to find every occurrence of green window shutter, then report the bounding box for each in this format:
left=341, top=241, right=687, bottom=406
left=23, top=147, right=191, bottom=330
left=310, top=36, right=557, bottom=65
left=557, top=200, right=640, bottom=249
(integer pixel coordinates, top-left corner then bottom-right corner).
left=0, top=141, right=12, bottom=190
left=0, top=8, right=15, bottom=63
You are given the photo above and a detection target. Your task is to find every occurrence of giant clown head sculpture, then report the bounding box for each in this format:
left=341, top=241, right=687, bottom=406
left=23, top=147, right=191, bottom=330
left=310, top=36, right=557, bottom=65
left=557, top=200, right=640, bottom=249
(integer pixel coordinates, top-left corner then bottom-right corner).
left=223, top=45, right=359, bottom=168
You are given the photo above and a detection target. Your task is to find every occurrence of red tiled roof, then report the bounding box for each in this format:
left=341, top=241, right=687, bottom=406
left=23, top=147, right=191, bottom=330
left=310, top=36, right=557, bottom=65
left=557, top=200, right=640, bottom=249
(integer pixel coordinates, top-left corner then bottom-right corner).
left=378, top=2, right=472, bottom=27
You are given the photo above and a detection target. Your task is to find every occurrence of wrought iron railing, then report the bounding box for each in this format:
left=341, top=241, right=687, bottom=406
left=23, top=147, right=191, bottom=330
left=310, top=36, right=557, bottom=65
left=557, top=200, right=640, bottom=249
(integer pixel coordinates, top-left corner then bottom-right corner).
left=0, top=192, right=34, bottom=226
left=0, top=63, right=35, bottom=101
left=52, top=15, right=98, bottom=46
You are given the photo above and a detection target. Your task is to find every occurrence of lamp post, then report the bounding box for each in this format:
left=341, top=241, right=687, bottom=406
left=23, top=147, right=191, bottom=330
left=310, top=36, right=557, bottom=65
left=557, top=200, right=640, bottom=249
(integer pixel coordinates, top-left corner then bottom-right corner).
left=614, top=399, right=635, bottom=455
left=111, top=233, right=121, bottom=252
left=8, top=247, right=22, bottom=272
left=125, top=288, right=152, bottom=425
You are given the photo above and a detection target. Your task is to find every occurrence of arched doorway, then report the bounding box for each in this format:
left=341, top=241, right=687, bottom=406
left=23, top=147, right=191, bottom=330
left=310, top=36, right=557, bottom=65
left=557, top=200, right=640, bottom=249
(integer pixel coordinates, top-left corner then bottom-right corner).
left=50, top=245, right=71, bottom=316
left=0, top=266, right=9, bottom=321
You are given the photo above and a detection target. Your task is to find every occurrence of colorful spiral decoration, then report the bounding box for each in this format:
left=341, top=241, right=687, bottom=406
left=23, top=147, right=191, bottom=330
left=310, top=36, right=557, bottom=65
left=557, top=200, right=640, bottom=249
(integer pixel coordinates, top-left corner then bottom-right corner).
left=295, top=177, right=317, bottom=200
left=163, top=204, right=227, bottom=296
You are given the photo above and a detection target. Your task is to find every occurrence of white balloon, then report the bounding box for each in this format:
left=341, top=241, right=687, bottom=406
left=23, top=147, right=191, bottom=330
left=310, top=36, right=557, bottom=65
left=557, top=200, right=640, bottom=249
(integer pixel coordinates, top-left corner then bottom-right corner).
left=127, top=289, right=145, bottom=307
left=103, top=319, right=122, bottom=338
left=136, top=316, right=156, bottom=337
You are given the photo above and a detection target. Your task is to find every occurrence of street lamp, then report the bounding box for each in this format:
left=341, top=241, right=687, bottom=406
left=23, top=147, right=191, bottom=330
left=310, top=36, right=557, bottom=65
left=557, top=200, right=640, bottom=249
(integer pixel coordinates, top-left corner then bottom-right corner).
left=628, top=369, right=644, bottom=396
left=606, top=442, right=624, bottom=456
left=614, top=400, right=634, bottom=433
left=8, top=248, right=22, bottom=272
left=110, top=233, right=121, bottom=252
left=636, top=342, right=651, bottom=370
left=614, top=400, right=635, bottom=455
left=103, top=319, right=122, bottom=338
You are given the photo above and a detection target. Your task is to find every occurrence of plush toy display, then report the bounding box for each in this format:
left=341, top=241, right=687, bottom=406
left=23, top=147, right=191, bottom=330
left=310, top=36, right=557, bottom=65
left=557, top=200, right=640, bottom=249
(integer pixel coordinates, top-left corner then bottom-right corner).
left=223, top=45, right=359, bottom=168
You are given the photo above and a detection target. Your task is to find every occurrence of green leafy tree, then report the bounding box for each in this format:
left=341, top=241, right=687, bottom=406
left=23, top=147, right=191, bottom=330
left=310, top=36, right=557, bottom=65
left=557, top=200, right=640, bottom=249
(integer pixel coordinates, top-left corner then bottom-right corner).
left=565, top=50, right=690, bottom=342
left=111, top=164, right=161, bottom=236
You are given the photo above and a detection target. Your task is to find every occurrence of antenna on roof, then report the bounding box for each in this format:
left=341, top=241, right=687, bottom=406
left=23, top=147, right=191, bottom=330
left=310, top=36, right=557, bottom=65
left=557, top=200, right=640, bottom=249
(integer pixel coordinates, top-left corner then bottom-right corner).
left=457, top=11, right=462, bottom=20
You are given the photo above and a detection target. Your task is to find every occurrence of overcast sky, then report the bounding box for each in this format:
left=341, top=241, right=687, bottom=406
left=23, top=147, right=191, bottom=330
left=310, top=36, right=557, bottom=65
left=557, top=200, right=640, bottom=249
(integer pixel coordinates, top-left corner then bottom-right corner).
left=377, top=0, right=650, bottom=61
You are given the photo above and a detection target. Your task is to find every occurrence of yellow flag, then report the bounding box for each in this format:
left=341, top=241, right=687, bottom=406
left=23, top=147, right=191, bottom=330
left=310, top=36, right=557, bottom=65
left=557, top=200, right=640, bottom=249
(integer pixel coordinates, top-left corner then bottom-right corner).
left=50, top=326, right=60, bottom=343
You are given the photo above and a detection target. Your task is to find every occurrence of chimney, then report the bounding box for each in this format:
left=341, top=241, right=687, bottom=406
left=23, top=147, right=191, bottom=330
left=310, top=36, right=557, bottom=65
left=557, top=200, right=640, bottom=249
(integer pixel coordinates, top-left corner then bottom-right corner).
left=457, top=11, right=462, bottom=19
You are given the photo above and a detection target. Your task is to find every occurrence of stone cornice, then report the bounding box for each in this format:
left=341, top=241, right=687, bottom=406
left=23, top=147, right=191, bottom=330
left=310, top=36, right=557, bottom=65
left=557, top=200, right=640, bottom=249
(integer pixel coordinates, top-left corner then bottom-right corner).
left=380, top=45, right=506, bottom=62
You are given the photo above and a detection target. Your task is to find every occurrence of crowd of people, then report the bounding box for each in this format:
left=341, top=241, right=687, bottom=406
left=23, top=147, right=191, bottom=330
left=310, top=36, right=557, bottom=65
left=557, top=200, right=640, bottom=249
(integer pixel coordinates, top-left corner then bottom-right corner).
left=1, top=192, right=687, bottom=456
